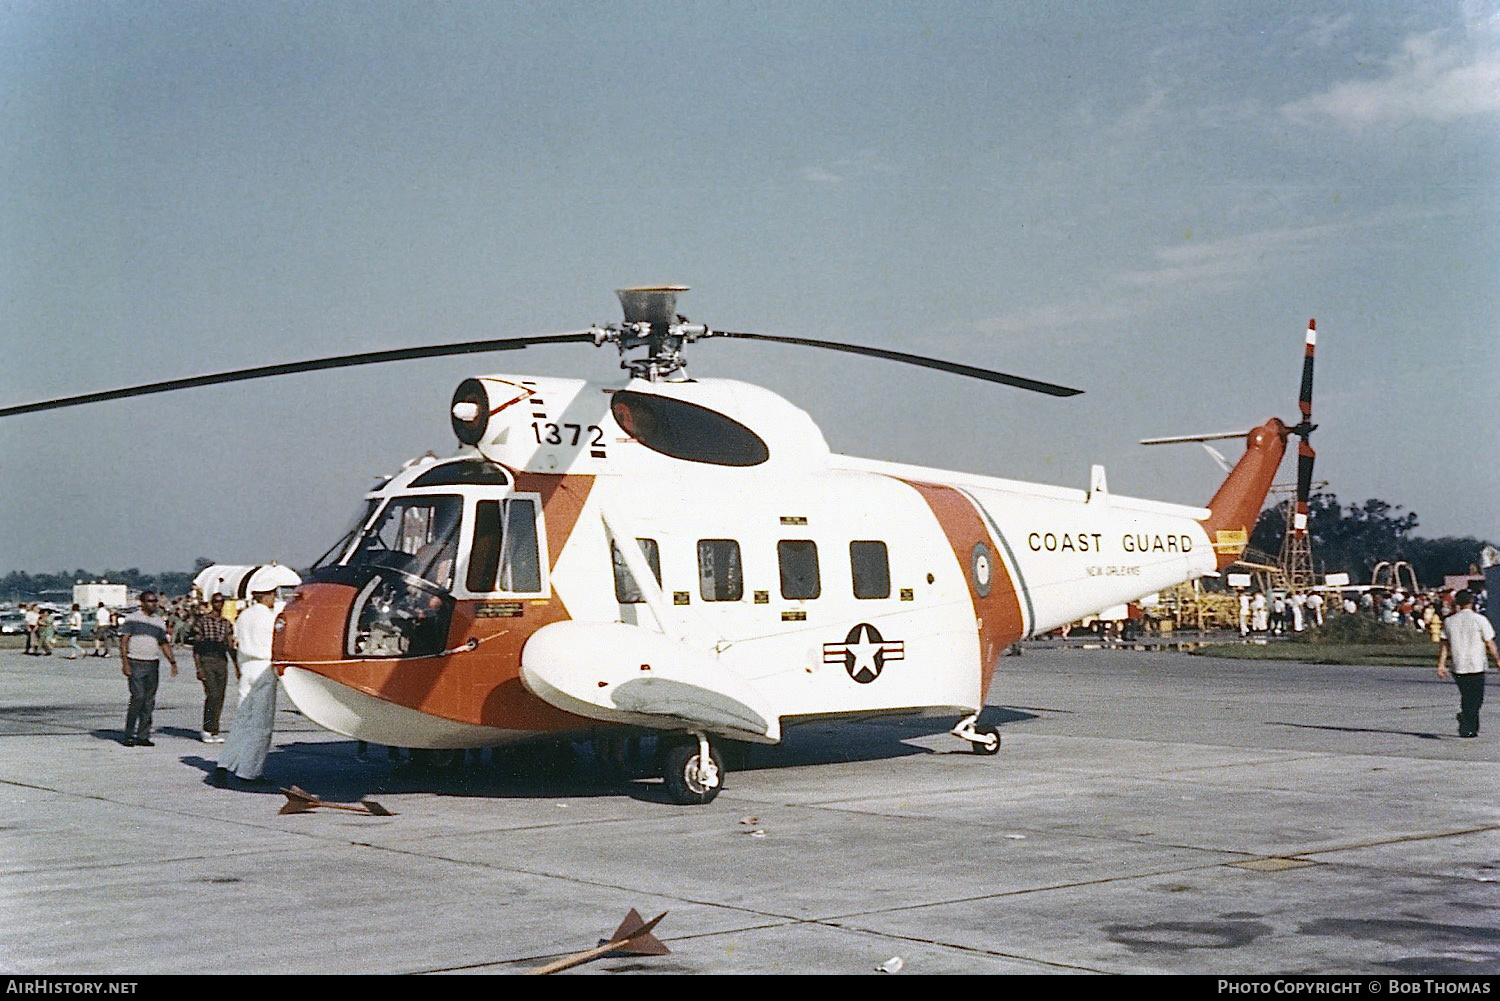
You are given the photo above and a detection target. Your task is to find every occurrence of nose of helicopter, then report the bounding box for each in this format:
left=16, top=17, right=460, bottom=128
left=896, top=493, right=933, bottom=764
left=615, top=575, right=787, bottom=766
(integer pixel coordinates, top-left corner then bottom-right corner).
left=273, top=583, right=357, bottom=669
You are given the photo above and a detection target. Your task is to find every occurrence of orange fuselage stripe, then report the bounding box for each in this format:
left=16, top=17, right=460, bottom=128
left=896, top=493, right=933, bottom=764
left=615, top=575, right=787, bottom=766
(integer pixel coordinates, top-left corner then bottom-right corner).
left=900, top=479, right=1025, bottom=699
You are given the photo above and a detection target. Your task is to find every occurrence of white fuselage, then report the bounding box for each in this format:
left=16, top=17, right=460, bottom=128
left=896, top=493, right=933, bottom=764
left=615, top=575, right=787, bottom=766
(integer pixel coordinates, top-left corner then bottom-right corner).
left=277, top=373, right=1219, bottom=748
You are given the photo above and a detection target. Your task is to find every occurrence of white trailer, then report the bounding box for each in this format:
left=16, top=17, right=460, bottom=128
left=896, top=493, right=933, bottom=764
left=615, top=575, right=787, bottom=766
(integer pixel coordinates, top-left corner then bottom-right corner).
left=73, top=582, right=128, bottom=610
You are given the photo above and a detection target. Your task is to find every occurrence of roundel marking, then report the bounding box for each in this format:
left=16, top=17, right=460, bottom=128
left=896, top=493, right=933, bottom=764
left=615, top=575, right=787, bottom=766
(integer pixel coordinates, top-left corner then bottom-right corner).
left=822, top=623, right=906, bottom=685
left=972, top=542, right=993, bottom=597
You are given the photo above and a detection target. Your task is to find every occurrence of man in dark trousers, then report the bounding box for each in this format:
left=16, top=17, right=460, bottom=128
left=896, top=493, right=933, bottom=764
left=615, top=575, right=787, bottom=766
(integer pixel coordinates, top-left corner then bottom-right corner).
left=119, top=591, right=178, bottom=747
left=1438, top=590, right=1499, bottom=738
left=190, top=594, right=237, bottom=743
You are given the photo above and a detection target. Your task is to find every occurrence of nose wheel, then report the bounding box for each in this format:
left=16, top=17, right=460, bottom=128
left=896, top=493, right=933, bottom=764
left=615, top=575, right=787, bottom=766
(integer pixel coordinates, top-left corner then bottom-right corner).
left=662, top=732, right=724, bottom=805
left=952, top=713, right=1001, bottom=755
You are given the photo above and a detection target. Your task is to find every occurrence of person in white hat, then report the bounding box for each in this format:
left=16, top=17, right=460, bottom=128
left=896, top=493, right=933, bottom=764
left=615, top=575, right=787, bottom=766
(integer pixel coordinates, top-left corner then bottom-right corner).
left=214, top=587, right=280, bottom=783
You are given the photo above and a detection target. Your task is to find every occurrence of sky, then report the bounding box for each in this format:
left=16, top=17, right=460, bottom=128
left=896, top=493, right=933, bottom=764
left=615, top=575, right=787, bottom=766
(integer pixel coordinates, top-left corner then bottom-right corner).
left=1, top=1, right=1496, bottom=575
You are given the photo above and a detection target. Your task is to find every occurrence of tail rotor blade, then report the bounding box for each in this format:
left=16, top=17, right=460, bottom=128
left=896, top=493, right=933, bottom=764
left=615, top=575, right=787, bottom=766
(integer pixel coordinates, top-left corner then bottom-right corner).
left=1299, top=319, right=1316, bottom=421
left=1294, top=441, right=1316, bottom=534
left=1292, top=319, right=1318, bottom=536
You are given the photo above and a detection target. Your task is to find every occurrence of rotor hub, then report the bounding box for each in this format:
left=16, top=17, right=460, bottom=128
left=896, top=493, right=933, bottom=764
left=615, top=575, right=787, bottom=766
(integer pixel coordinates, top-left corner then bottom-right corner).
left=592, top=286, right=710, bottom=381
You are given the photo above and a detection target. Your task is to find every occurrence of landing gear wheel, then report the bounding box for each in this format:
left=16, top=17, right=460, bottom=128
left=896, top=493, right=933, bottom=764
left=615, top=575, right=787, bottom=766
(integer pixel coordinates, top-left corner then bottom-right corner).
left=951, top=712, right=1001, bottom=755
left=662, top=738, right=724, bottom=805
left=972, top=725, right=1001, bottom=755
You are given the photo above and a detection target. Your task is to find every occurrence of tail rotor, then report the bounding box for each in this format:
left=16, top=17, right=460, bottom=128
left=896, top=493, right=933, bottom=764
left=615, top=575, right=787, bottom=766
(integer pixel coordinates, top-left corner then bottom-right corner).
left=1290, top=320, right=1318, bottom=536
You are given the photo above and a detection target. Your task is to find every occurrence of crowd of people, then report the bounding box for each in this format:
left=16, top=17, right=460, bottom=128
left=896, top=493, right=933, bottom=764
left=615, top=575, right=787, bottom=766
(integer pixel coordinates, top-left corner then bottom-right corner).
left=1236, top=584, right=1487, bottom=640
left=1363, top=587, right=1483, bottom=638
left=16, top=602, right=117, bottom=658
left=103, top=587, right=284, bottom=783
left=1237, top=589, right=1326, bottom=635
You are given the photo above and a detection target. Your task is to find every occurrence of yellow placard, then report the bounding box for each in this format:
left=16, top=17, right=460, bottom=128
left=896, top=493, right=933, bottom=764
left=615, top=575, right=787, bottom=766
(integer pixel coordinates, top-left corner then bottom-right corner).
left=1213, top=529, right=1248, bottom=553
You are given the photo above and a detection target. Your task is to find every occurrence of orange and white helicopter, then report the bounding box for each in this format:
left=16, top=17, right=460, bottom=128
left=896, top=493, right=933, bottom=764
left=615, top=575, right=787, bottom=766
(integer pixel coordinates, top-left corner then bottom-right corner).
left=2, top=288, right=1319, bottom=804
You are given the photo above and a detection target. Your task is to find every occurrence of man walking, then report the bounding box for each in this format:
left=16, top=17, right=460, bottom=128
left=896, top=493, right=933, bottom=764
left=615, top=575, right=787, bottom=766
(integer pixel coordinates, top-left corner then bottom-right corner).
left=92, top=602, right=114, bottom=657
left=119, top=591, right=178, bottom=747
left=190, top=594, right=236, bottom=743
left=23, top=604, right=38, bottom=655
left=1437, top=590, right=1499, bottom=738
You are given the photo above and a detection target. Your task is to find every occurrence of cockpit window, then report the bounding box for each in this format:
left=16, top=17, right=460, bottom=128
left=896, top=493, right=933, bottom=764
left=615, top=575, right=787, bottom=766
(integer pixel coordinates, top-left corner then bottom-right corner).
left=311, top=501, right=378, bottom=571
left=347, top=495, right=462, bottom=590
left=409, top=460, right=511, bottom=487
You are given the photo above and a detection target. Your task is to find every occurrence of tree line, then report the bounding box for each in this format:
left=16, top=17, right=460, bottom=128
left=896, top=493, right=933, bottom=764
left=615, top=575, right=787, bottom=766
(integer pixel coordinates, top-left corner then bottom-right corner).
left=1250, top=492, right=1492, bottom=588
left=0, top=558, right=215, bottom=603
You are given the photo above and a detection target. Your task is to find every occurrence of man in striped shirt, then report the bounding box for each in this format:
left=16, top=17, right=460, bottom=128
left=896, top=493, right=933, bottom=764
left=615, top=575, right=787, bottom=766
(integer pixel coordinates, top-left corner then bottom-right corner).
left=120, top=591, right=178, bottom=747
left=190, top=594, right=236, bottom=743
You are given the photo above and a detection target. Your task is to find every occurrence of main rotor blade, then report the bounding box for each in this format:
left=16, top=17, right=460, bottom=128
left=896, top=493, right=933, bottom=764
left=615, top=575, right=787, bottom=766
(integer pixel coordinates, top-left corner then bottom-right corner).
left=0, top=331, right=597, bottom=419
left=713, top=331, right=1083, bottom=397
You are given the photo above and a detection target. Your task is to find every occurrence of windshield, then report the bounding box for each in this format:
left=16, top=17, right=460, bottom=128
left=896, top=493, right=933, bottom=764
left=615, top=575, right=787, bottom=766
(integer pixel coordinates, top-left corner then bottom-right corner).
left=346, top=495, right=462, bottom=590
left=310, top=501, right=379, bottom=571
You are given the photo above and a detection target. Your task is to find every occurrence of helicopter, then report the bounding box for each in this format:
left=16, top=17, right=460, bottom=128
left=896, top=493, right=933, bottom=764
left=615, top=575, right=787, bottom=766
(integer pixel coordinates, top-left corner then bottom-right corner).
left=0, top=288, right=1318, bottom=804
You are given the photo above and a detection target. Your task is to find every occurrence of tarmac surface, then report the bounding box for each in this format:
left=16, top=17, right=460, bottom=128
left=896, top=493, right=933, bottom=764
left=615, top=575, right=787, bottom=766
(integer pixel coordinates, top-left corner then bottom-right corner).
left=0, top=641, right=1496, bottom=975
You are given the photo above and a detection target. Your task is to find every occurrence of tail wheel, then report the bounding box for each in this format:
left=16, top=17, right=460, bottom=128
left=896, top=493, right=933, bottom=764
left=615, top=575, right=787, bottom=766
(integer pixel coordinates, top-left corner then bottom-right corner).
left=662, top=738, right=724, bottom=805
left=972, top=725, right=1001, bottom=755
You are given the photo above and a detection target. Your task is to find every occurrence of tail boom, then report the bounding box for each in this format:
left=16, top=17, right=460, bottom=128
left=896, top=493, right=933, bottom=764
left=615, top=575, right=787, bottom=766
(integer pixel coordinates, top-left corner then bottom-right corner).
left=1201, top=419, right=1288, bottom=570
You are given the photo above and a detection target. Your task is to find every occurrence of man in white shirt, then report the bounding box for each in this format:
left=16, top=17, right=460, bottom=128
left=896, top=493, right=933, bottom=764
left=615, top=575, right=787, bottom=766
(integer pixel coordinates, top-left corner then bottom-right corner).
left=1438, top=590, right=1500, bottom=738
left=214, top=588, right=281, bottom=783
left=1306, top=591, right=1325, bottom=627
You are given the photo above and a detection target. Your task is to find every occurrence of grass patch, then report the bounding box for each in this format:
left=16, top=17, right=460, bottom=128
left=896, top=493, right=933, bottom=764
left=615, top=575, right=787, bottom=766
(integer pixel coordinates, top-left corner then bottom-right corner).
left=1191, top=641, right=1438, bottom=666
left=1290, top=614, right=1431, bottom=647
left=1191, top=613, right=1440, bottom=665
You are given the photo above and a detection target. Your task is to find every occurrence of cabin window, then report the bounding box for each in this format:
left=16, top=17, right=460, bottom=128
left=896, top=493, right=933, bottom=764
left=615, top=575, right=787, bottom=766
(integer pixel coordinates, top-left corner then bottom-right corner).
left=612, top=538, right=662, bottom=603
left=778, top=540, right=821, bottom=600
left=467, top=498, right=544, bottom=594
left=850, top=540, right=891, bottom=599
left=697, top=539, right=743, bottom=602
left=347, top=495, right=461, bottom=590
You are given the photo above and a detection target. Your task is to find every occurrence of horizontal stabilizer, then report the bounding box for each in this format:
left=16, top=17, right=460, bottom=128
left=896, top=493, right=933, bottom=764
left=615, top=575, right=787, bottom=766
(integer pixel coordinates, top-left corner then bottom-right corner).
left=1140, top=430, right=1250, bottom=445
